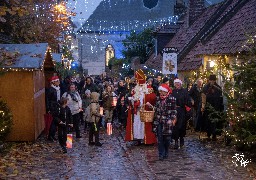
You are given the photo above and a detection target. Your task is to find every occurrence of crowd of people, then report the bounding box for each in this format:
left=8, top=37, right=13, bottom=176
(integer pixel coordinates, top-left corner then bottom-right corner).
left=45, top=70, right=224, bottom=160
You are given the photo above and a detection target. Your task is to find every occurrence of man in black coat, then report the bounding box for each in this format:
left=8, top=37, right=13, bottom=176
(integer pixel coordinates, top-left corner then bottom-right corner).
left=189, top=78, right=204, bottom=131
left=201, top=74, right=223, bottom=141
left=172, top=79, right=191, bottom=149
left=46, top=76, right=61, bottom=141
left=60, top=76, right=71, bottom=96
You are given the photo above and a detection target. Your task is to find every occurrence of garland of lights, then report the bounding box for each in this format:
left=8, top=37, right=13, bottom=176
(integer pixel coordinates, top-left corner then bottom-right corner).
left=0, top=48, right=52, bottom=72
left=182, top=35, right=256, bottom=148
left=0, top=98, right=13, bottom=142
left=223, top=35, right=256, bottom=149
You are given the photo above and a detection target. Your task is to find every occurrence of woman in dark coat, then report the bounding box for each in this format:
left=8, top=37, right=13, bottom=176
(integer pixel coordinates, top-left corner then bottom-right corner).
left=189, top=78, right=204, bottom=131
left=46, top=76, right=61, bottom=141
left=172, top=79, right=191, bottom=149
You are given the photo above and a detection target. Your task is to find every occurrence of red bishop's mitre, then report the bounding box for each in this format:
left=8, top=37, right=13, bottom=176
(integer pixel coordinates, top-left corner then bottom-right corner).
left=135, top=69, right=146, bottom=85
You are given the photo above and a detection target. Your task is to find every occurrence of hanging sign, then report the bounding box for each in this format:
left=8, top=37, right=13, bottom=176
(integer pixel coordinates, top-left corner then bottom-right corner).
left=162, top=47, right=178, bottom=75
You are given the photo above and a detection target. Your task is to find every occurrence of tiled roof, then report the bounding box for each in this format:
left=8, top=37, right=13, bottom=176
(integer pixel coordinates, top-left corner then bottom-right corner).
left=179, top=0, right=255, bottom=71
left=164, top=4, right=220, bottom=71
left=144, top=53, right=162, bottom=71
left=200, top=0, right=256, bottom=55
left=165, top=0, right=255, bottom=71
left=0, top=43, right=49, bottom=69
left=165, top=4, right=220, bottom=53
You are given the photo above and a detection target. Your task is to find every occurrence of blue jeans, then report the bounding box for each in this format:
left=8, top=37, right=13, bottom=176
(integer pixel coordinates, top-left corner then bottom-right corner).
left=157, top=123, right=171, bottom=157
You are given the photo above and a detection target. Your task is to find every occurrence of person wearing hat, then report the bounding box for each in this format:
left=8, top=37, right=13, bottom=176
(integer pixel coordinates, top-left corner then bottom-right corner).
left=172, top=78, right=191, bottom=149
left=125, top=69, right=147, bottom=145
left=46, top=75, right=61, bottom=141
left=152, top=83, right=177, bottom=160
left=201, top=74, right=223, bottom=141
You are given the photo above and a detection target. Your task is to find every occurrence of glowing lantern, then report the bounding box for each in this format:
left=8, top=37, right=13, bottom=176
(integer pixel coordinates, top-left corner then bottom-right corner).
left=100, top=107, right=104, bottom=115
left=112, top=96, right=117, bottom=107
left=107, top=123, right=112, bottom=135
left=66, top=134, right=72, bottom=148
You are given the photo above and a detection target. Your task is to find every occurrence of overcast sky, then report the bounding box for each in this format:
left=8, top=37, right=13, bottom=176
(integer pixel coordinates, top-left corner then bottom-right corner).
left=67, top=0, right=102, bottom=27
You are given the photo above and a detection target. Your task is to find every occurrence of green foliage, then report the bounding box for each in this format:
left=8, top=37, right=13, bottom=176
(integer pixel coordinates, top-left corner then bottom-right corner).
left=55, top=44, right=79, bottom=79
left=122, top=28, right=154, bottom=64
left=62, top=45, right=74, bottom=61
left=223, top=35, right=256, bottom=150
left=55, top=62, right=68, bottom=80
left=0, top=98, right=13, bottom=142
left=108, top=57, right=134, bottom=78
left=206, top=103, right=226, bottom=135
left=54, top=62, right=76, bottom=80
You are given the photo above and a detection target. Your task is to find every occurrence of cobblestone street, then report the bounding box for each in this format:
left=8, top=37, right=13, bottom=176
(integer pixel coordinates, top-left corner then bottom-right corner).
left=0, top=127, right=255, bottom=180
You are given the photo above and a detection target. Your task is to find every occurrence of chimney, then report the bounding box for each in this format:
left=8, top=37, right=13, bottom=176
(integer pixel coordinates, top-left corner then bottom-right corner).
left=188, top=0, right=205, bottom=26
left=174, top=0, right=186, bottom=17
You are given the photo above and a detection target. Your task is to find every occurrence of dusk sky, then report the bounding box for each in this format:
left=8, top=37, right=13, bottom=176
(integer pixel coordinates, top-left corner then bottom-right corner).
left=67, top=0, right=102, bottom=27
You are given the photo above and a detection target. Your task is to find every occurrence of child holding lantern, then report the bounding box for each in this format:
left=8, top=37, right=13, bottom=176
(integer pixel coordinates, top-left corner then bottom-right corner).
left=102, top=85, right=116, bottom=126
left=88, top=92, right=103, bottom=146
left=57, top=97, right=73, bottom=153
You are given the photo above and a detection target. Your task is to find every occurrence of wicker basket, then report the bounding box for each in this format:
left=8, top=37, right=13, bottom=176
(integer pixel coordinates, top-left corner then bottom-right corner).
left=140, top=104, right=155, bottom=122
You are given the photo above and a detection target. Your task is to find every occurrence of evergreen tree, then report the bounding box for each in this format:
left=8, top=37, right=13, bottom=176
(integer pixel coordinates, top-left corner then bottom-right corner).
left=122, top=28, right=154, bottom=64
left=224, top=35, right=256, bottom=150
left=0, top=98, right=12, bottom=143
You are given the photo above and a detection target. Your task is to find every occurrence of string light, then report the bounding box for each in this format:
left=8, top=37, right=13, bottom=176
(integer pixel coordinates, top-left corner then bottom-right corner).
left=0, top=46, right=51, bottom=72
left=223, top=35, right=256, bottom=148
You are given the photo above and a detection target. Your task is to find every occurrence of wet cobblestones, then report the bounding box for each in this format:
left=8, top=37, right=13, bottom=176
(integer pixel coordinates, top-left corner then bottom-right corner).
left=0, top=128, right=255, bottom=179
left=122, top=131, right=256, bottom=180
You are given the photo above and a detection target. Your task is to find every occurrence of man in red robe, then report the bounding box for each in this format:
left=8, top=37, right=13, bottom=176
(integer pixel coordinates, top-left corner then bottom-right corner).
left=125, top=69, right=147, bottom=143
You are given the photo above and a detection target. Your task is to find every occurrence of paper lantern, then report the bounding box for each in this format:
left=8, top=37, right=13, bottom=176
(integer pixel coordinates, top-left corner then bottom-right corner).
left=112, top=96, right=117, bottom=107
left=66, top=134, right=73, bottom=148
left=107, top=123, right=112, bottom=135
left=100, top=107, right=104, bottom=115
